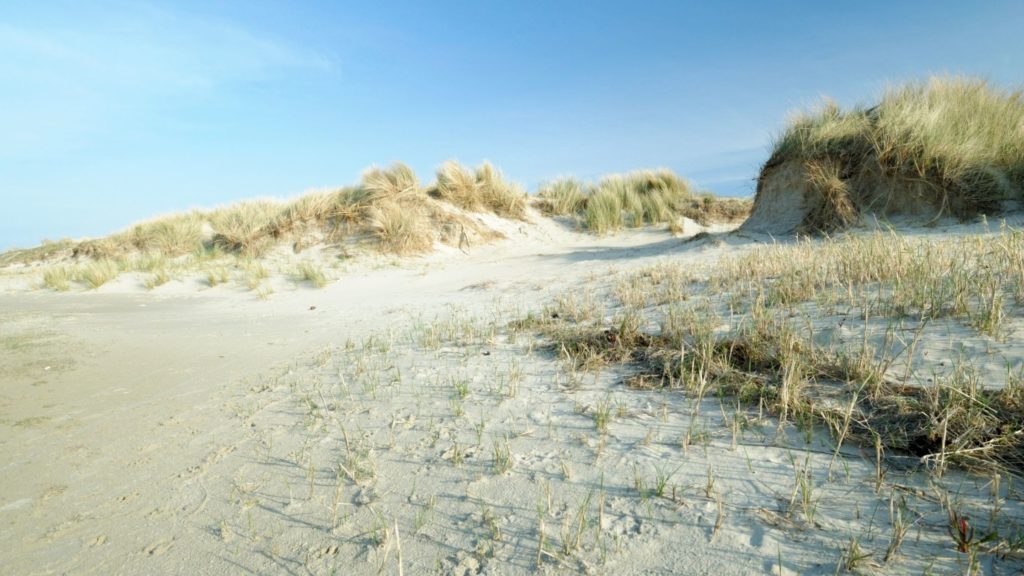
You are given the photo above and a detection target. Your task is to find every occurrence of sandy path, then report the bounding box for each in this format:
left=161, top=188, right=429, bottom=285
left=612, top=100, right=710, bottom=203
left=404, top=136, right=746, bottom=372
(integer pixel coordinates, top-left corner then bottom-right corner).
left=0, top=224, right=740, bottom=574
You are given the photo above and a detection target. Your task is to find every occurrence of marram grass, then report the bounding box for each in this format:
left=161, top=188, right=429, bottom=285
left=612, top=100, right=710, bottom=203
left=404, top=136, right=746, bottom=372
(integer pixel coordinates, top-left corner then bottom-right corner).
left=766, top=76, right=1024, bottom=232
left=7, top=160, right=531, bottom=276
left=543, top=169, right=749, bottom=234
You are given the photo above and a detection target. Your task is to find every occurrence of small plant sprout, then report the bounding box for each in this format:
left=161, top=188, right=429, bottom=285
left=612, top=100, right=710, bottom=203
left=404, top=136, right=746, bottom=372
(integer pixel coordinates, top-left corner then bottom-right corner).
left=884, top=493, right=912, bottom=563
left=492, top=435, right=512, bottom=474
left=592, top=395, right=614, bottom=435
left=653, top=463, right=681, bottom=498
left=839, top=536, right=874, bottom=572
left=788, top=453, right=818, bottom=525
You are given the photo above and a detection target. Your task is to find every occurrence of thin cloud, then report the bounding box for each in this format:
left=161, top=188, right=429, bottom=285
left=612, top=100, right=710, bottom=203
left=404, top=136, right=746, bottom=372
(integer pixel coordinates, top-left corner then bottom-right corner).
left=0, top=4, right=336, bottom=156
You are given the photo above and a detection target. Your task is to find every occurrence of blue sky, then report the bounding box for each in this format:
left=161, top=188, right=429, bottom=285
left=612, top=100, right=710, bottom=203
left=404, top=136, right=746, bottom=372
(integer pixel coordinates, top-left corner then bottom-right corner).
left=2, top=1, right=1022, bottom=249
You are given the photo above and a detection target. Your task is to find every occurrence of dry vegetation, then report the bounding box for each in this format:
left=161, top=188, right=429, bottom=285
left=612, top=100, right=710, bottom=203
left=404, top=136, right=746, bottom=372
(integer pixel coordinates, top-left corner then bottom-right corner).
left=526, top=226, right=1024, bottom=475
left=510, top=225, right=1024, bottom=571
left=8, top=162, right=752, bottom=292
left=537, top=169, right=750, bottom=234
left=62, top=160, right=524, bottom=262
left=12, top=161, right=531, bottom=291
left=763, top=76, right=1024, bottom=233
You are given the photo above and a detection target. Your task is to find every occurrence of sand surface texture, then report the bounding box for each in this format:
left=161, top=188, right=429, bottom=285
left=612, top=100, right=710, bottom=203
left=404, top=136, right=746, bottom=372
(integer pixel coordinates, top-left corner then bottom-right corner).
left=2, top=217, right=1022, bottom=575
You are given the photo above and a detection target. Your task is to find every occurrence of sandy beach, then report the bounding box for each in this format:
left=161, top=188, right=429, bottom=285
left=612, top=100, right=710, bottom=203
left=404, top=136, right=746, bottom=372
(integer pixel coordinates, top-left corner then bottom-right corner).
left=2, top=211, right=1022, bottom=575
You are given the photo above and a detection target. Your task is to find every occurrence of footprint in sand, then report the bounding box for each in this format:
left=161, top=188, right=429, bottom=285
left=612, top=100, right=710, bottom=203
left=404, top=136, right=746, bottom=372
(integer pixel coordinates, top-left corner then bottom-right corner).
left=117, top=491, right=140, bottom=503
left=177, top=445, right=237, bottom=479
left=88, top=534, right=107, bottom=547
left=749, top=522, right=765, bottom=549
left=143, top=540, right=173, bottom=556
left=314, top=544, right=339, bottom=558
left=41, top=485, right=67, bottom=500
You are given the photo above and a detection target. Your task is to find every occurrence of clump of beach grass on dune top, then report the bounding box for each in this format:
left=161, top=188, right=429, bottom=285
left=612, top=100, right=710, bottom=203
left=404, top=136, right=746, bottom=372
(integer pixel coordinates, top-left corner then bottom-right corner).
left=361, top=162, right=420, bottom=203
left=540, top=169, right=750, bottom=234
left=0, top=239, right=76, bottom=267
left=765, top=76, right=1024, bottom=233
left=431, top=160, right=527, bottom=219
left=74, top=213, right=206, bottom=260
left=209, top=201, right=281, bottom=257
left=536, top=178, right=586, bottom=216
left=8, top=160, right=533, bottom=283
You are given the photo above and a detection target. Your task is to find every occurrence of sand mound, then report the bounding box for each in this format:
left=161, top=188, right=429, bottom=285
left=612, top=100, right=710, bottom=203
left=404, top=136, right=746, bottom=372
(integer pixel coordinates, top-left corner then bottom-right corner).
left=743, top=77, right=1024, bottom=236
left=741, top=159, right=940, bottom=235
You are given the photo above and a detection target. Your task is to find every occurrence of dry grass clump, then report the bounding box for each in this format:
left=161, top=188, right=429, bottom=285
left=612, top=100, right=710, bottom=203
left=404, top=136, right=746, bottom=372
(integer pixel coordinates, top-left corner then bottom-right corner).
left=126, top=213, right=205, bottom=256
left=526, top=225, right=1024, bottom=477
left=537, top=170, right=749, bottom=234
left=586, top=170, right=694, bottom=234
left=679, top=196, right=752, bottom=226
left=765, top=76, right=1024, bottom=233
left=205, top=267, right=230, bottom=287
left=362, top=162, right=420, bottom=202
left=79, top=259, right=118, bottom=289
left=41, top=266, right=73, bottom=291
left=143, top=267, right=174, bottom=290
left=269, top=191, right=339, bottom=238
left=431, top=160, right=527, bottom=219
left=295, top=261, right=330, bottom=288
left=210, top=201, right=280, bottom=257
left=243, top=261, right=270, bottom=290
left=433, top=161, right=479, bottom=208
left=366, top=201, right=433, bottom=255
left=73, top=213, right=205, bottom=260
left=537, top=178, right=586, bottom=216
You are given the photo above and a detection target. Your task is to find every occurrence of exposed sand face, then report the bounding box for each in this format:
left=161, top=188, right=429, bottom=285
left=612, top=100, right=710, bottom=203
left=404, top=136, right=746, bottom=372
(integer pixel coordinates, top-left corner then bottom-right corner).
left=742, top=160, right=948, bottom=236
left=1, top=218, right=1021, bottom=574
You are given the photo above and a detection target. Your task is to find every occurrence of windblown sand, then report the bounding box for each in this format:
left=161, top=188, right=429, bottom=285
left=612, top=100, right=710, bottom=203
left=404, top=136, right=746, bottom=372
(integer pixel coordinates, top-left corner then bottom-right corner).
left=1, top=216, right=1021, bottom=575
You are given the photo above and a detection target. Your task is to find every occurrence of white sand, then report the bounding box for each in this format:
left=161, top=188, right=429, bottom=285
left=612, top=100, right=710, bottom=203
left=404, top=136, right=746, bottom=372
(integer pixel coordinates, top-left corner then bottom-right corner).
left=1, top=215, right=1021, bottom=574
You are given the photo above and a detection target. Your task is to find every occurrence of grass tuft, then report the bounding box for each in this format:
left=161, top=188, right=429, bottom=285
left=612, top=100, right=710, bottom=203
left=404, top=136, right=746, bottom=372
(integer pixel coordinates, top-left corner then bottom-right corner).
left=366, top=200, right=434, bottom=255
left=541, top=169, right=748, bottom=234
left=432, top=160, right=527, bottom=219
left=41, top=266, right=73, bottom=291
left=538, top=178, right=587, bottom=216
left=295, top=261, right=329, bottom=288
left=80, top=260, right=118, bottom=289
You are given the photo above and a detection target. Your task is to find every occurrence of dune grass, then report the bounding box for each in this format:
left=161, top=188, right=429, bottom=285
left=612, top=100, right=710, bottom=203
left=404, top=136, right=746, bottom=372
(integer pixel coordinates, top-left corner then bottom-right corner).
left=75, top=213, right=205, bottom=260
left=766, top=76, right=1024, bottom=232
left=537, top=178, right=586, bottom=216
left=431, top=161, right=527, bottom=219
left=7, top=161, right=739, bottom=284
left=295, top=261, right=330, bottom=288
left=524, top=225, right=1024, bottom=476
left=541, top=169, right=750, bottom=234
left=7, top=161, right=532, bottom=288
left=143, top=267, right=174, bottom=290
left=205, top=267, right=230, bottom=288
left=366, top=200, right=434, bottom=256
left=0, top=239, right=76, bottom=267
left=41, top=266, right=73, bottom=291
left=243, top=261, right=270, bottom=291
left=209, top=202, right=281, bottom=257
left=79, top=260, right=118, bottom=289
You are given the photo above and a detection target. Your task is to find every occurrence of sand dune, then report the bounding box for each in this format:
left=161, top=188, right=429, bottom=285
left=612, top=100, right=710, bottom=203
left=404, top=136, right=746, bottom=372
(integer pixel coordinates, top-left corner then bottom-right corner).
left=2, top=212, right=1022, bottom=575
